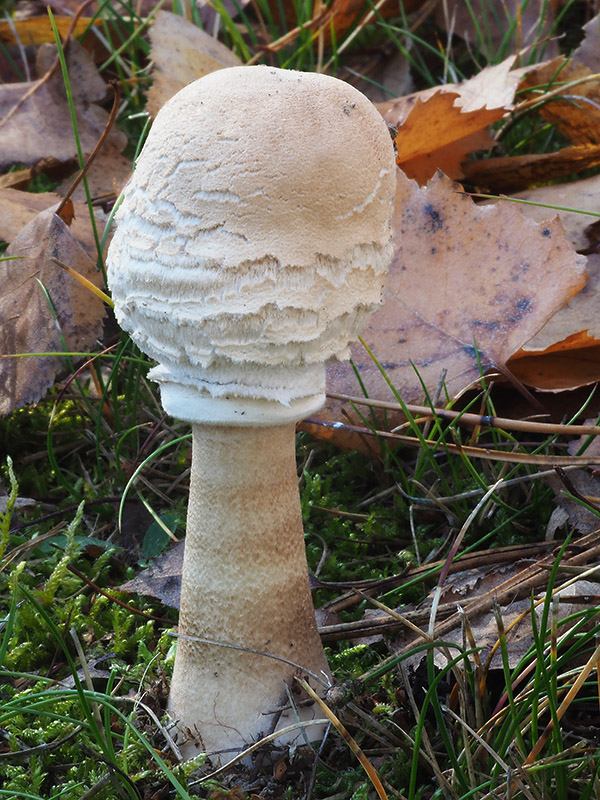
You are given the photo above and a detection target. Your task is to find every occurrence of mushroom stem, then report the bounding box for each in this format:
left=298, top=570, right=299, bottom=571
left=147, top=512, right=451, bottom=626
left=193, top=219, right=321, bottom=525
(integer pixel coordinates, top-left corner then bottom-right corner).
left=169, top=422, right=331, bottom=761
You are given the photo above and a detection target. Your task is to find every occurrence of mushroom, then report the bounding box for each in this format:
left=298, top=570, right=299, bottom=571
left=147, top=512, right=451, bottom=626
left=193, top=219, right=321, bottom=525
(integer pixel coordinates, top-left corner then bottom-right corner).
left=107, top=65, right=396, bottom=763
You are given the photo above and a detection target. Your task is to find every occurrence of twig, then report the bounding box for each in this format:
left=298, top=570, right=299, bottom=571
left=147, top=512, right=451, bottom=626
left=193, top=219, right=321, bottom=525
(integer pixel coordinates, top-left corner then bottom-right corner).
left=327, top=529, right=600, bottom=696
left=303, top=418, right=600, bottom=467
left=326, top=392, right=600, bottom=437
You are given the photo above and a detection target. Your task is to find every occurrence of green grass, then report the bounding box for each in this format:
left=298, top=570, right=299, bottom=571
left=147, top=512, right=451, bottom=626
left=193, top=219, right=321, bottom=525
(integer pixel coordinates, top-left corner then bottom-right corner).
left=1, top=0, right=599, bottom=797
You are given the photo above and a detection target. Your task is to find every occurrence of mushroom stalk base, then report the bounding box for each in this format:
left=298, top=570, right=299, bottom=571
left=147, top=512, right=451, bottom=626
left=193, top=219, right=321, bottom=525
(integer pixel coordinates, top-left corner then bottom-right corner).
left=169, top=423, right=331, bottom=764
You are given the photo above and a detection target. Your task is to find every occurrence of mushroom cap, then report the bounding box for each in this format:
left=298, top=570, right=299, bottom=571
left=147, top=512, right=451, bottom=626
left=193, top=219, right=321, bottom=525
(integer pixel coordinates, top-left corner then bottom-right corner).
left=107, top=65, right=396, bottom=423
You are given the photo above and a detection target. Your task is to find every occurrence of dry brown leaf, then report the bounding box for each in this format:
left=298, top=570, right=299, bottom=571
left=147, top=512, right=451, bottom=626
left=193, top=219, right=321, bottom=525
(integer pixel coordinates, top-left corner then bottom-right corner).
left=146, top=10, right=241, bottom=118
left=378, top=57, right=518, bottom=183
left=485, top=178, right=600, bottom=390
left=462, top=143, right=600, bottom=193
left=0, top=187, right=102, bottom=258
left=574, top=14, right=600, bottom=71
left=546, top=461, right=600, bottom=537
left=0, top=206, right=105, bottom=415
left=0, top=15, right=102, bottom=47
left=391, top=92, right=500, bottom=183
left=509, top=345, right=600, bottom=391
left=119, top=540, right=184, bottom=608
left=0, top=189, right=70, bottom=236
left=506, top=173, right=600, bottom=250
left=518, top=253, right=600, bottom=354
left=460, top=16, right=600, bottom=192
left=519, top=13, right=600, bottom=145
left=379, top=55, right=519, bottom=123
left=0, top=39, right=126, bottom=171
left=520, top=58, right=600, bottom=145
left=545, top=428, right=600, bottom=538
left=317, top=170, right=586, bottom=436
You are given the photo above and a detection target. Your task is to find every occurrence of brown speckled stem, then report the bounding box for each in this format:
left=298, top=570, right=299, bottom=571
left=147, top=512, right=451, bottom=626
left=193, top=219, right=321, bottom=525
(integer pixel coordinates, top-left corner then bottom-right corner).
left=168, top=423, right=331, bottom=763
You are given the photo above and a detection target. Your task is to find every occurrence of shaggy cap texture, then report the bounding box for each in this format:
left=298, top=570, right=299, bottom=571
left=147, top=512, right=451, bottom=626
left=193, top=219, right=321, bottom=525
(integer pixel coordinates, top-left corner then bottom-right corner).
left=107, top=65, right=396, bottom=416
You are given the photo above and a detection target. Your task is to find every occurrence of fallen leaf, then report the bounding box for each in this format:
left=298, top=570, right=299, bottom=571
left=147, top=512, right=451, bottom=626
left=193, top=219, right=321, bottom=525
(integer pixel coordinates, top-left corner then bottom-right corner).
left=546, top=462, right=600, bottom=537
left=0, top=187, right=102, bottom=258
left=509, top=345, right=600, bottom=392
left=0, top=14, right=102, bottom=47
left=146, top=10, right=241, bottom=118
left=485, top=178, right=600, bottom=390
left=379, top=55, right=519, bottom=124
left=317, top=170, right=586, bottom=436
left=0, top=206, right=106, bottom=415
left=518, top=13, right=600, bottom=145
left=459, top=15, right=600, bottom=192
left=574, top=13, right=600, bottom=71
left=378, top=56, right=518, bottom=183
left=0, top=39, right=126, bottom=171
left=119, top=540, right=184, bottom=608
left=417, top=580, right=600, bottom=670
left=520, top=59, right=600, bottom=145
left=516, top=253, right=600, bottom=355
left=505, top=173, right=600, bottom=250
left=391, top=92, right=501, bottom=183
left=462, top=143, right=600, bottom=193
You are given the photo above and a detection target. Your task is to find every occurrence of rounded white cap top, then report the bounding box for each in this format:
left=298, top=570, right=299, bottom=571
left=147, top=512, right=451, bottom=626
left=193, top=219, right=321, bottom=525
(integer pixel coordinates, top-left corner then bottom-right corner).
left=107, top=65, right=396, bottom=424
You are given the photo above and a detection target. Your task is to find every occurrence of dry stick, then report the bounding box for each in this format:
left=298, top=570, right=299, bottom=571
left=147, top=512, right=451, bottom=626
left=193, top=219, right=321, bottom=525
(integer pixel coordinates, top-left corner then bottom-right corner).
left=354, top=590, right=430, bottom=641
left=0, top=0, right=94, bottom=130
left=319, top=540, right=555, bottom=618
left=55, top=80, right=122, bottom=219
left=409, top=0, right=443, bottom=33
left=246, top=7, right=331, bottom=61
left=305, top=417, right=600, bottom=467
left=393, top=465, right=582, bottom=507
left=326, top=392, right=600, bottom=437
left=321, top=601, right=465, bottom=642
left=1, top=523, right=65, bottom=569
left=328, top=529, right=600, bottom=697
